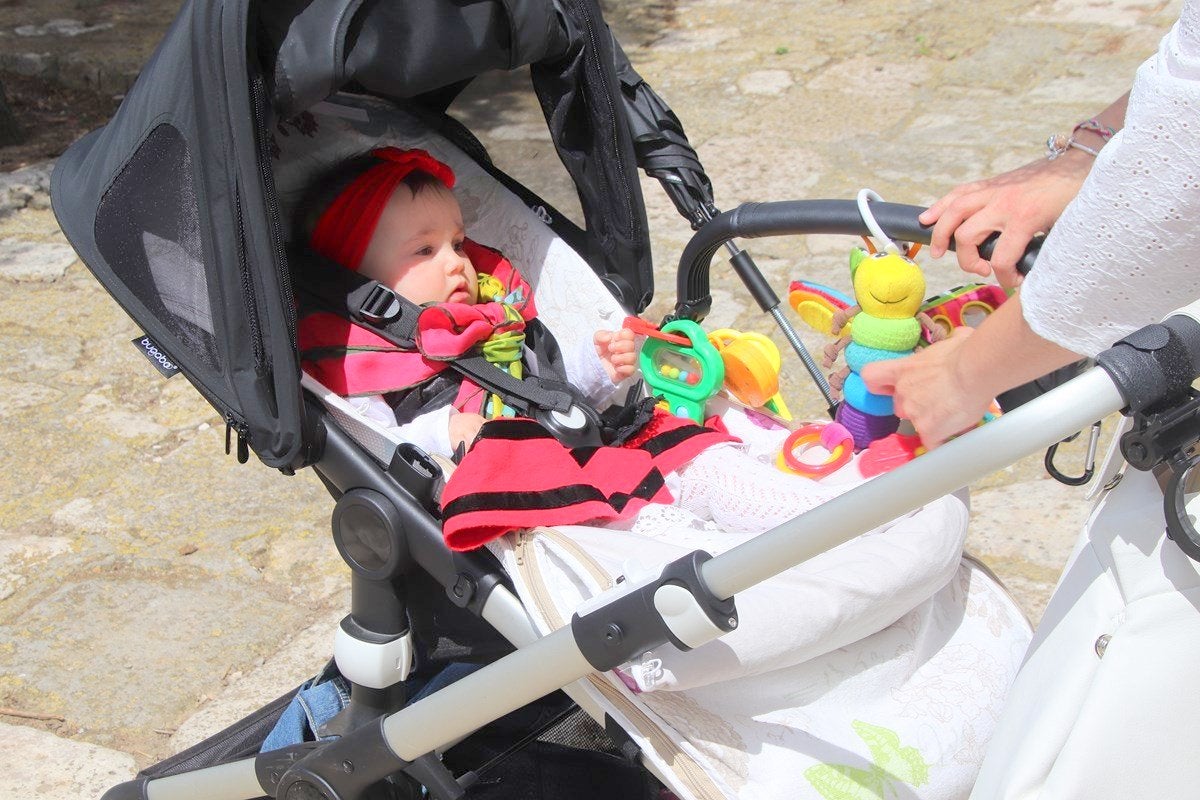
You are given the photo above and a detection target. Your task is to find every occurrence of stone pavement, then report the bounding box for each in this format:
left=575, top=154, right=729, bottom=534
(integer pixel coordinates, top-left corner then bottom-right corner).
left=0, top=0, right=1179, bottom=797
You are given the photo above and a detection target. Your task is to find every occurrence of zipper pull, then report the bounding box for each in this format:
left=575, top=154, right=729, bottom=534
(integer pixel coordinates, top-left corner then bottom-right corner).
left=236, top=424, right=250, bottom=464
left=224, top=414, right=251, bottom=464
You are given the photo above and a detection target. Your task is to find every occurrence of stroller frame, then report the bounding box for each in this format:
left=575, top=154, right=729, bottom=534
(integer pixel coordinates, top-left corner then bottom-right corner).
left=100, top=199, right=1200, bottom=800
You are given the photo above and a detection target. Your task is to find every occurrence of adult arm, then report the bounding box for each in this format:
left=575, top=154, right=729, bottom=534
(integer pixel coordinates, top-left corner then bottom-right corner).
left=862, top=294, right=1081, bottom=448
left=868, top=3, right=1200, bottom=446
left=921, top=92, right=1129, bottom=286
left=1021, top=2, right=1200, bottom=356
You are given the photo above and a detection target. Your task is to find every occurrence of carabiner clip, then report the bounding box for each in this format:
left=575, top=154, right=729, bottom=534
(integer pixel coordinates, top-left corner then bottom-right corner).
left=1045, top=421, right=1102, bottom=487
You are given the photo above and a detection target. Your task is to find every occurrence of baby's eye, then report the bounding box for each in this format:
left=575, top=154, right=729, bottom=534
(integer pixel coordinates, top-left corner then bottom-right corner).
left=453, top=240, right=466, bottom=253
left=416, top=246, right=434, bottom=256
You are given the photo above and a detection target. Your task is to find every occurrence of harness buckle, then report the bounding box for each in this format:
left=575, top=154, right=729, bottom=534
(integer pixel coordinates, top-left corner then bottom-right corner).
left=534, top=402, right=603, bottom=448
left=358, top=283, right=403, bottom=325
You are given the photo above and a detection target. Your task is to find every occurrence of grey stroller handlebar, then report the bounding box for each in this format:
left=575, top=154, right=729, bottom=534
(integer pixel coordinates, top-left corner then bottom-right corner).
left=673, top=200, right=1042, bottom=322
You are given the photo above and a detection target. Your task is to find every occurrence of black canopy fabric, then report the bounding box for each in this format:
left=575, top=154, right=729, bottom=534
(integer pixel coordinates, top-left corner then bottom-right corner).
left=51, top=0, right=714, bottom=470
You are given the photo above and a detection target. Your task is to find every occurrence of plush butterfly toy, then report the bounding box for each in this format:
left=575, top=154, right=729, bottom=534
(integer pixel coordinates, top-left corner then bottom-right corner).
left=790, top=249, right=1008, bottom=452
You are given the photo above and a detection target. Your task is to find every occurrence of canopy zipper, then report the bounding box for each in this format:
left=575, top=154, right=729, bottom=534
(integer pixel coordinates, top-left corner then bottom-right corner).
left=250, top=72, right=297, bottom=347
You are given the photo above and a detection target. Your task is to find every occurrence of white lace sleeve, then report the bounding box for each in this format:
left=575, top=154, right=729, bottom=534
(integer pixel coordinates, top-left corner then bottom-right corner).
left=563, top=332, right=619, bottom=406
left=347, top=395, right=454, bottom=458
left=1022, top=0, right=1200, bottom=357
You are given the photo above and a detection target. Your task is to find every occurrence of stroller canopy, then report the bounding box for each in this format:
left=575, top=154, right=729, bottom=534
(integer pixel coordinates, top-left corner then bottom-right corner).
left=51, top=0, right=714, bottom=469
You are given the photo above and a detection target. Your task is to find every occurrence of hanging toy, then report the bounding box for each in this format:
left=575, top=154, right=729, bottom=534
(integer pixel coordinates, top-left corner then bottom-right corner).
left=628, top=317, right=725, bottom=422
left=707, top=329, right=793, bottom=420
left=789, top=189, right=944, bottom=451
left=919, top=283, right=1009, bottom=343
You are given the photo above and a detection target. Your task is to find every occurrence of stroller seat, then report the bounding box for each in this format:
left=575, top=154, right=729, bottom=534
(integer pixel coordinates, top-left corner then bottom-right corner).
left=283, top=99, right=1033, bottom=800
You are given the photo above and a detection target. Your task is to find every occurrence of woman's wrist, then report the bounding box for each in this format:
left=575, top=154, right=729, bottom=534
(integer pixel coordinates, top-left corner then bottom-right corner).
left=953, top=294, right=1081, bottom=403
left=1045, top=95, right=1127, bottom=162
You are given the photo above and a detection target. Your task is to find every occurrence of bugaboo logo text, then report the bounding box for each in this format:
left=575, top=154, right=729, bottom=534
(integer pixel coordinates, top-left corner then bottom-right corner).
left=531, top=205, right=553, bottom=225
left=141, top=338, right=177, bottom=371
left=131, top=334, right=182, bottom=378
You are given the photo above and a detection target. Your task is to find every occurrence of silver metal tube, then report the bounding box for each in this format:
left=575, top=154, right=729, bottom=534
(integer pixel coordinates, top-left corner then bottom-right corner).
left=479, top=583, right=628, bottom=767
left=480, top=583, right=542, bottom=647
left=722, top=237, right=835, bottom=408
left=701, top=366, right=1125, bottom=599
left=145, top=758, right=263, bottom=800
left=768, top=304, right=836, bottom=408
left=382, top=624, right=592, bottom=760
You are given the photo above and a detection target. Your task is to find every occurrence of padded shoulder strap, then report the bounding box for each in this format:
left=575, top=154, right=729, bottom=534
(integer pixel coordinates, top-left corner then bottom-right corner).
left=293, top=248, right=589, bottom=421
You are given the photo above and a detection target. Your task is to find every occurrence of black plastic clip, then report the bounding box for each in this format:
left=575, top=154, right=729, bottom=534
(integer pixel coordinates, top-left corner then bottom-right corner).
left=571, top=551, right=737, bottom=672
left=1119, top=387, right=1200, bottom=472
left=358, top=282, right=403, bottom=324
left=1045, top=421, right=1101, bottom=487
left=1119, top=387, right=1200, bottom=563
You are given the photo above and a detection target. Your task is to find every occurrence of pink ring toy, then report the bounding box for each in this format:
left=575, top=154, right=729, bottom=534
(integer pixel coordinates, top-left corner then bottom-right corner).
left=779, top=423, right=854, bottom=478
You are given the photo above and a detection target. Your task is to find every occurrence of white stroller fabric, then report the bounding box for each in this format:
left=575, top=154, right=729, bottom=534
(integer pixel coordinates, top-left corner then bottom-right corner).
left=971, top=421, right=1200, bottom=800
left=280, top=99, right=1033, bottom=800
left=489, top=466, right=1031, bottom=800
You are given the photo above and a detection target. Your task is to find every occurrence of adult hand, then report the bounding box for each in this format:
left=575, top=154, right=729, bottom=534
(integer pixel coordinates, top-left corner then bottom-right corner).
left=920, top=150, right=1093, bottom=288
left=861, top=329, right=994, bottom=449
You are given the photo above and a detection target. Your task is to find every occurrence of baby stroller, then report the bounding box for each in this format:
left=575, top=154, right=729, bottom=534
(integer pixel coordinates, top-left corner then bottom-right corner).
left=48, top=0, right=1200, bottom=798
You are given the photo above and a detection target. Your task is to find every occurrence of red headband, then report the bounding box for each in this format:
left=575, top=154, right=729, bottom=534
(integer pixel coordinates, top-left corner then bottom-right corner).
left=310, top=147, right=457, bottom=271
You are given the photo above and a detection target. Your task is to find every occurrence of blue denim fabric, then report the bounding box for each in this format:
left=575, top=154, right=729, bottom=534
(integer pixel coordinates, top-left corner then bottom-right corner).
left=260, top=662, right=483, bottom=753
left=260, top=663, right=350, bottom=752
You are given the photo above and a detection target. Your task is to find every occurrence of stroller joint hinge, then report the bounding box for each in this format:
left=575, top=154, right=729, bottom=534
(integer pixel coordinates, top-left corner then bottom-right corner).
left=1119, top=387, right=1200, bottom=563
left=254, top=742, right=322, bottom=795
left=273, top=722, right=465, bottom=800
left=571, top=550, right=736, bottom=672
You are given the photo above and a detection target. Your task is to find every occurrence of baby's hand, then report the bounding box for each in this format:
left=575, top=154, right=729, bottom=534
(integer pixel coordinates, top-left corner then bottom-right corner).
left=448, top=411, right=486, bottom=452
left=595, top=327, right=638, bottom=384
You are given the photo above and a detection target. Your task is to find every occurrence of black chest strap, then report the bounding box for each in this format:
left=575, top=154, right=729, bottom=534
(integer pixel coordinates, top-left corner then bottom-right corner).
left=294, top=249, right=605, bottom=446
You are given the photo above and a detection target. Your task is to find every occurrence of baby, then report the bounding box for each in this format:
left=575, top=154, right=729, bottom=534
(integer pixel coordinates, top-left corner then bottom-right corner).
left=299, top=147, right=637, bottom=455
left=298, top=147, right=846, bottom=550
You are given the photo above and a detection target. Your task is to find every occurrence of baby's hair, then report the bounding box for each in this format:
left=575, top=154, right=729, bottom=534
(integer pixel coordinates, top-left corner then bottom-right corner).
left=296, top=151, right=450, bottom=244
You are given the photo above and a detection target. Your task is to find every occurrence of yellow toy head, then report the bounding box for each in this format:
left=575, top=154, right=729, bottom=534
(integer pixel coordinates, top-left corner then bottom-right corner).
left=850, top=248, right=926, bottom=319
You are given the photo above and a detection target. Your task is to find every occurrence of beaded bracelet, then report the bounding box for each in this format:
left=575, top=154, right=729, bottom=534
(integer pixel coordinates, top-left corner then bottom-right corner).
left=1073, top=117, right=1118, bottom=142
left=1045, top=132, right=1099, bottom=160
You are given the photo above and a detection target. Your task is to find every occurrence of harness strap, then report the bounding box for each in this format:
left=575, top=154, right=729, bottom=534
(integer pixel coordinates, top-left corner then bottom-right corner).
left=294, top=248, right=601, bottom=438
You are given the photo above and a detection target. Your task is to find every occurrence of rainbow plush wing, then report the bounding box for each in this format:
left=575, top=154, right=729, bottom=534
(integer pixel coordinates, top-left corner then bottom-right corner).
left=789, top=279, right=854, bottom=336
left=919, top=283, right=1010, bottom=343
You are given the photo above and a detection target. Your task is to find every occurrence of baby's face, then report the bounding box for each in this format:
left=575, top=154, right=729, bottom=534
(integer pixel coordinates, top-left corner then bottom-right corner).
left=358, top=184, right=478, bottom=305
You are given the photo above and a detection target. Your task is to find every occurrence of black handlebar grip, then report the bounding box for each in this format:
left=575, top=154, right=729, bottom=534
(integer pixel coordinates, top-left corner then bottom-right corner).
left=977, top=232, right=1042, bottom=276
